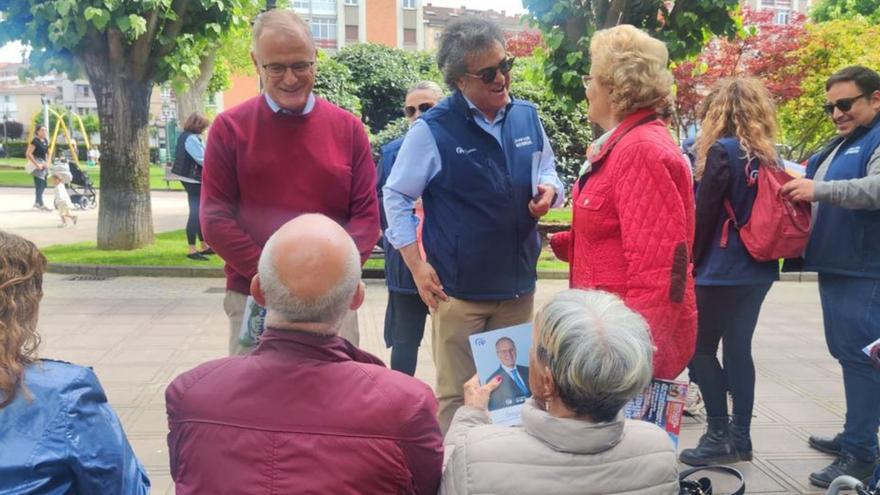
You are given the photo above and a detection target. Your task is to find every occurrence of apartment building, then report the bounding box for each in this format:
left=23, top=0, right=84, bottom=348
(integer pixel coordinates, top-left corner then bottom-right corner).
left=423, top=3, right=527, bottom=51
left=292, top=0, right=425, bottom=52
left=742, top=0, right=813, bottom=23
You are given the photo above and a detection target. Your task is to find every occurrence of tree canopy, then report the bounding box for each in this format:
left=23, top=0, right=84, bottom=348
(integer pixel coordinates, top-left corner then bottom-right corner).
left=522, top=0, right=739, bottom=104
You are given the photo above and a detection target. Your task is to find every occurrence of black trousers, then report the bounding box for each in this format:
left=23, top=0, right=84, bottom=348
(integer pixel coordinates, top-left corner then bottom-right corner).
left=691, top=283, right=772, bottom=423
left=383, top=291, right=429, bottom=376
left=33, top=175, right=46, bottom=206
left=181, top=181, right=203, bottom=246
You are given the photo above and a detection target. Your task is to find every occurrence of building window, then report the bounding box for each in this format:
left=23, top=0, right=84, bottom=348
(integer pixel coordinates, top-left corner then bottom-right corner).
left=774, top=9, right=790, bottom=24
left=344, top=0, right=357, bottom=4
left=404, top=28, right=417, bottom=44
left=293, top=0, right=310, bottom=9
left=403, top=0, right=416, bottom=9
left=311, top=17, right=337, bottom=48
left=345, top=25, right=359, bottom=41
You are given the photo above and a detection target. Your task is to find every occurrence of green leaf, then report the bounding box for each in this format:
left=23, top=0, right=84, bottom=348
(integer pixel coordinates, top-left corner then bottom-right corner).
left=115, top=15, right=131, bottom=33
left=56, top=0, right=74, bottom=17
left=128, top=15, right=147, bottom=38
left=84, top=7, right=111, bottom=31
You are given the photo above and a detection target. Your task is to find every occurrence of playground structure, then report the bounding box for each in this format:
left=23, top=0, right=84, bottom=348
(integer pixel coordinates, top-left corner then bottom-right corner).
left=27, top=107, right=93, bottom=169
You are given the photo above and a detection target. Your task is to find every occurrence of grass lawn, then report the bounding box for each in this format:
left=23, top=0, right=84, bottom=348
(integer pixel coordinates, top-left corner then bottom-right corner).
left=543, top=208, right=572, bottom=224
left=42, top=229, right=570, bottom=272
left=0, top=162, right=183, bottom=191
left=43, top=230, right=225, bottom=267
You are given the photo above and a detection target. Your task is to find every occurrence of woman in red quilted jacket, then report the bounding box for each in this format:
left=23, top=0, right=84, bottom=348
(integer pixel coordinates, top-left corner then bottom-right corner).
left=550, top=24, right=697, bottom=381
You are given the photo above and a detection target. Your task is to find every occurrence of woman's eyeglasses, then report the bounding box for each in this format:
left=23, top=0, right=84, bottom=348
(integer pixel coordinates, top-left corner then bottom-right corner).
left=582, top=75, right=593, bottom=89
left=261, top=61, right=315, bottom=79
left=823, top=93, right=868, bottom=115
left=404, top=102, right=435, bottom=118
left=464, top=57, right=516, bottom=85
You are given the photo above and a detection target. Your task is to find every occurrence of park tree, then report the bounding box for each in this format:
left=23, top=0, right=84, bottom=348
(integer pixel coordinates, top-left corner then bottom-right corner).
left=778, top=19, right=880, bottom=161
left=522, top=0, right=740, bottom=105
left=0, top=0, right=242, bottom=249
left=505, top=30, right=544, bottom=58
left=334, top=43, right=441, bottom=133
left=673, top=8, right=807, bottom=136
left=811, top=0, right=880, bottom=22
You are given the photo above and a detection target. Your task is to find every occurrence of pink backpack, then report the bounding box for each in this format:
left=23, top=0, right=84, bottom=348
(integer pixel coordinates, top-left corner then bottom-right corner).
left=721, top=162, right=811, bottom=261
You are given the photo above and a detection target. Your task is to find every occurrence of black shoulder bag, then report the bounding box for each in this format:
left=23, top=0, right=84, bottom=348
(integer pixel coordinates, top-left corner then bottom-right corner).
left=679, top=465, right=746, bottom=495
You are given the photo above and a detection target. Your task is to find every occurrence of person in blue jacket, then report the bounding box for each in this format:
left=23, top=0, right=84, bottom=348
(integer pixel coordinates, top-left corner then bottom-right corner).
left=0, top=230, right=150, bottom=494
left=378, top=81, right=443, bottom=375
left=782, top=65, right=880, bottom=488
left=383, top=17, right=565, bottom=433
left=679, top=78, right=781, bottom=467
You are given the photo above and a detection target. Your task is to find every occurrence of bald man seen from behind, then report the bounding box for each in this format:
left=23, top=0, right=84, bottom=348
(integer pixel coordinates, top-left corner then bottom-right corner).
left=166, top=214, right=443, bottom=495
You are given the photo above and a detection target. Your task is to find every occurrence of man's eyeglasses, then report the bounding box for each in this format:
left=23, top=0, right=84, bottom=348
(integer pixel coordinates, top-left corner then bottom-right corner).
left=404, top=102, right=435, bottom=118
left=823, top=93, right=868, bottom=115
left=261, top=61, right=315, bottom=78
left=464, top=57, right=515, bottom=85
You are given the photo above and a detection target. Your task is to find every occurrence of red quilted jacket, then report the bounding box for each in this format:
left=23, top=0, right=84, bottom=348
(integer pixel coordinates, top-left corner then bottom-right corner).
left=550, top=110, right=697, bottom=379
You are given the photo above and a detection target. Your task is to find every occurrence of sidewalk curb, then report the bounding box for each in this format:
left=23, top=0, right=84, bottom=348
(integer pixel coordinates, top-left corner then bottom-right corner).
left=47, top=262, right=818, bottom=282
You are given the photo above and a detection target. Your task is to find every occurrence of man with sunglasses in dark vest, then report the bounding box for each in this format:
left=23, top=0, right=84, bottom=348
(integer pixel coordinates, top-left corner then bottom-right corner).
left=782, top=65, right=880, bottom=488
left=383, top=18, right=564, bottom=434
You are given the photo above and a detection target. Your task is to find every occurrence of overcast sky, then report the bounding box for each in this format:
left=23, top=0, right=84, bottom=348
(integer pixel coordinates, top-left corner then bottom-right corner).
left=0, top=1, right=527, bottom=63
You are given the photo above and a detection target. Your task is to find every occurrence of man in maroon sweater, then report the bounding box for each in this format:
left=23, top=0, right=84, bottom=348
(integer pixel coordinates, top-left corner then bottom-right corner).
left=201, top=9, right=379, bottom=354
left=167, top=215, right=442, bottom=494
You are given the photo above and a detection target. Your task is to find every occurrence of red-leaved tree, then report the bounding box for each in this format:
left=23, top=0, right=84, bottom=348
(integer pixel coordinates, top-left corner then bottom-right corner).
left=674, top=8, right=807, bottom=135
left=505, top=30, right=544, bottom=58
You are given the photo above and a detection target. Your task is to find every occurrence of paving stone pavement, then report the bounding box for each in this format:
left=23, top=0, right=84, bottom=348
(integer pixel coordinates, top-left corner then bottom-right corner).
left=35, top=274, right=851, bottom=494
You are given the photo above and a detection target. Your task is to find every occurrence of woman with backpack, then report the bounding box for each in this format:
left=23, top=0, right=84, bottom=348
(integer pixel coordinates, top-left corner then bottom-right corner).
left=679, top=78, right=782, bottom=466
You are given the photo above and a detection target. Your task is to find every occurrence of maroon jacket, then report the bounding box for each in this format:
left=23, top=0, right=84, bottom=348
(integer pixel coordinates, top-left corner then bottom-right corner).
left=200, top=95, right=380, bottom=295
left=166, top=329, right=443, bottom=494
left=550, top=110, right=697, bottom=379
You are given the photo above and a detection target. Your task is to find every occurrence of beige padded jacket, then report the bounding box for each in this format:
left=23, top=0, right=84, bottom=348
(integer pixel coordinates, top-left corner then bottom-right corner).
left=440, top=400, right=679, bottom=495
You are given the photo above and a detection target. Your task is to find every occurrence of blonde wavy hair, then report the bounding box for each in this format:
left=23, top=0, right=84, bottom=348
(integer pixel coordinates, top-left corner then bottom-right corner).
left=0, top=231, right=45, bottom=408
left=589, top=25, right=674, bottom=118
left=694, top=78, right=780, bottom=180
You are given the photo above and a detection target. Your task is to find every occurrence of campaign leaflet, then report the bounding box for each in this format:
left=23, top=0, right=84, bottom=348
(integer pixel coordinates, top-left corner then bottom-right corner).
left=623, top=379, right=688, bottom=448
left=238, top=295, right=267, bottom=347
left=469, top=323, right=534, bottom=427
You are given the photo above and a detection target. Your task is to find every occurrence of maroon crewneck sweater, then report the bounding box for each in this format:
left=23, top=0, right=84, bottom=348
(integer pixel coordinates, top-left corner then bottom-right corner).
left=201, top=95, right=380, bottom=295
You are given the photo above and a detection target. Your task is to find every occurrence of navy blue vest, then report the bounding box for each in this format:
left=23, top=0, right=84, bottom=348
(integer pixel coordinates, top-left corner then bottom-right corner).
left=695, top=138, right=779, bottom=286
left=805, top=114, right=880, bottom=278
left=420, top=91, right=544, bottom=300
left=378, top=137, right=418, bottom=294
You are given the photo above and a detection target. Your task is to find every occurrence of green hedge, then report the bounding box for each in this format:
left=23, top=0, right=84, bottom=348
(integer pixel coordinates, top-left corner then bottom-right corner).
left=1, top=140, right=162, bottom=163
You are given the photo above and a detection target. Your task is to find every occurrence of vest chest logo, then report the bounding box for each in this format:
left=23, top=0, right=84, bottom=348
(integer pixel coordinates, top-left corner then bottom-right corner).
left=456, top=147, right=477, bottom=155
left=514, top=136, right=533, bottom=148
left=844, top=146, right=861, bottom=155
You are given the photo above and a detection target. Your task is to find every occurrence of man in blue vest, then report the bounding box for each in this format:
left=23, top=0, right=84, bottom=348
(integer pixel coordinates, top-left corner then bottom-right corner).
left=782, top=65, right=880, bottom=488
left=383, top=18, right=564, bottom=433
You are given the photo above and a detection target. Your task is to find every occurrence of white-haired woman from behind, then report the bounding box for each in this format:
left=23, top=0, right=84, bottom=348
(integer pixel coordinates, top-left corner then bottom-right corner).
left=440, top=289, right=679, bottom=495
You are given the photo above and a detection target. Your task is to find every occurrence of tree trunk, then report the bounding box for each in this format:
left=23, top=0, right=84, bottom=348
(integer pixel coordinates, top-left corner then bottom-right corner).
left=175, top=48, right=218, bottom=122
left=89, top=69, right=155, bottom=250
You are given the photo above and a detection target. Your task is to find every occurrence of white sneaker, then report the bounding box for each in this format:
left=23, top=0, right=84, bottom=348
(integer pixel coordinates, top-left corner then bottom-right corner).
left=684, top=382, right=704, bottom=417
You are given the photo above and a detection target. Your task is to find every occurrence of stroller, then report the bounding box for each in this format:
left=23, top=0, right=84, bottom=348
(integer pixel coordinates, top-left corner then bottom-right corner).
left=68, top=160, right=97, bottom=209
left=825, top=465, right=880, bottom=495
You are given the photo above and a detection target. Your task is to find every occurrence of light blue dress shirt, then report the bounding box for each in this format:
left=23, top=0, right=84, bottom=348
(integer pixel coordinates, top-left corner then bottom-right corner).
left=264, top=92, right=316, bottom=115
left=383, top=96, right=565, bottom=250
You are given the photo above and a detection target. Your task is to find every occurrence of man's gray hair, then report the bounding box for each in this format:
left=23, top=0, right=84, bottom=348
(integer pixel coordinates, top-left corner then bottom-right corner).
left=437, top=18, right=505, bottom=91
left=257, top=232, right=361, bottom=331
left=251, top=9, right=315, bottom=53
left=407, top=80, right=444, bottom=100
left=534, top=289, right=654, bottom=422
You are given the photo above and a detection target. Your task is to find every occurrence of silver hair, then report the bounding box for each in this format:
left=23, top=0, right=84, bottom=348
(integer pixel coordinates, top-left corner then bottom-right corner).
left=534, top=289, right=654, bottom=422
left=257, top=229, right=361, bottom=332
left=407, top=80, right=444, bottom=100
left=437, top=18, right=505, bottom=91
left=251, top=9, right=315, bottom=53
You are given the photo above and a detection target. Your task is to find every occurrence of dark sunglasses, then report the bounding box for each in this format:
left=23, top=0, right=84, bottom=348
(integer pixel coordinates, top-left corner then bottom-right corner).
left=404, top=102, right=435, bottom=118
left=465, top=57, right=516, bottom=85
left=823, top=93, right=868, bottom=115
